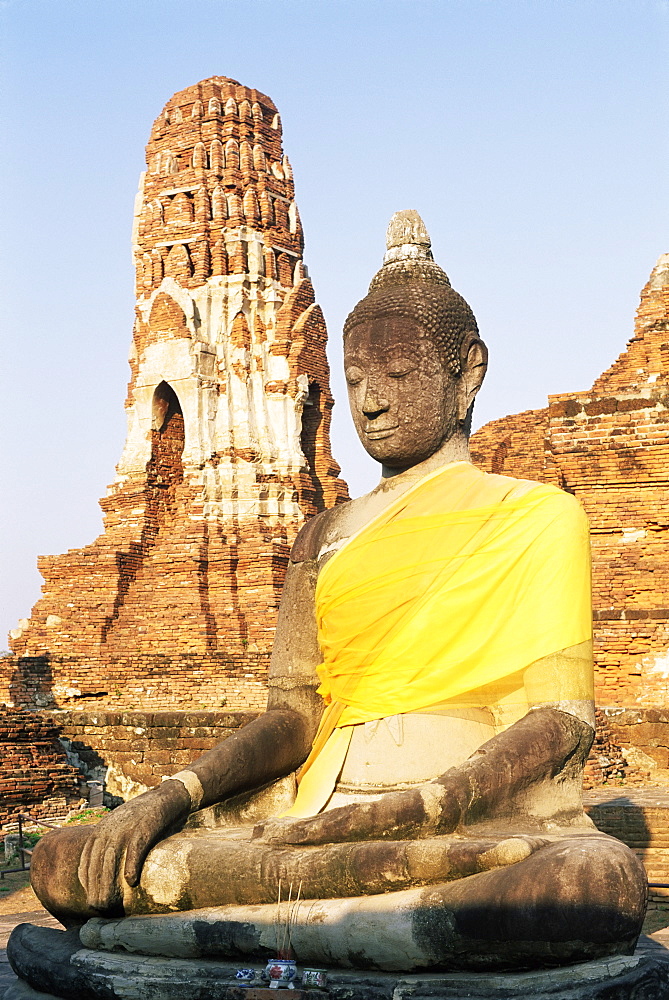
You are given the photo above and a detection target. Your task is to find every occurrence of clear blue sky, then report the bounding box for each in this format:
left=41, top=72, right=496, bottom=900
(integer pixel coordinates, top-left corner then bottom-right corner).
left=1, top=0, right=668, bottom=647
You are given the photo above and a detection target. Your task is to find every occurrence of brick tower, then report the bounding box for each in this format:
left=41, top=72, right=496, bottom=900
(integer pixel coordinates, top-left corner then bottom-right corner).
left=8, top=77, right=348, bottom=712
left=470, top=253, right=669, bottom=708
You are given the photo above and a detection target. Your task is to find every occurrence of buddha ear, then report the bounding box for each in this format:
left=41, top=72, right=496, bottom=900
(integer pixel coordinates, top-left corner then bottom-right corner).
left=457, top=334, right=488, bottom=424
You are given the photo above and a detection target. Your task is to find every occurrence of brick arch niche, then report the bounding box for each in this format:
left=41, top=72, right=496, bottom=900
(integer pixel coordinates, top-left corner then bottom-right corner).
left=152, top=380, right=183, bottom=433
left=148, top=381, right=184, bottom=494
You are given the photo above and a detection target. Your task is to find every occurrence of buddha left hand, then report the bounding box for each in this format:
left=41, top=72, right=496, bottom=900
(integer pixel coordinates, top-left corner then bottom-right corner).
left=253, top=778, right=464, bottom=845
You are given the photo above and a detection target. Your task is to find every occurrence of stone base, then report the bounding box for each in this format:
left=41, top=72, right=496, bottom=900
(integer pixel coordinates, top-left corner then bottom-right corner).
left=4, top=951, right=669, bottom=1000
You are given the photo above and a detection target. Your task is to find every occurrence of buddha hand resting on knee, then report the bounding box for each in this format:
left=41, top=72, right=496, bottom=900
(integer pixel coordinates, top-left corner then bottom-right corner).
left=68, top=706, right=318, bottom=913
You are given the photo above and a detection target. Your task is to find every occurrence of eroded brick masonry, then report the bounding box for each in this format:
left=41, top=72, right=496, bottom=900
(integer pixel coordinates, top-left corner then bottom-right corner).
left=0, top=706, right=84, bottom=828
left=46, top=709, right=260, bottom=802
left=471, top=254, right=669, bottom=708
left=6, top=77, right=347, bottom=712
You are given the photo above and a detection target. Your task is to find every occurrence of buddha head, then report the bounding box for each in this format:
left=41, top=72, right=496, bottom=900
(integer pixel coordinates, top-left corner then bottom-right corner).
left=344, top=211, right=487, bottom=471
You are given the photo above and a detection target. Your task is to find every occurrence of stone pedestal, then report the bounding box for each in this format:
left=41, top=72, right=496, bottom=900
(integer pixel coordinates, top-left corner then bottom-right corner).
left=4, top=949, right=669, bottom=1000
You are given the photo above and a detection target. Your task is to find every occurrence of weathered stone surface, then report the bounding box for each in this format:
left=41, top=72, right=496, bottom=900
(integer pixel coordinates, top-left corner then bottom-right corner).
left=48, top=827, right=639, bottom=970
left=4, top=75, right=348, bottom=715
left=6, top=942, right=669, bottom=1000
left=3, top=984, right=60, bottom=1000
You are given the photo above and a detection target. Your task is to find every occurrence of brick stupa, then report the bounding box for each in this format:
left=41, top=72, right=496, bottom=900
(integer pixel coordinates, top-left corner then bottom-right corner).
left=471, top=254, right=669, bottom=707
left=7, top=77, right=348, bottom=712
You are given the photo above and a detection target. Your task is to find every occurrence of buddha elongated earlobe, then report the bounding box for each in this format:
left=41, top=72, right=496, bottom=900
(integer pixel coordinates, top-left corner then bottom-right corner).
left=457, top=336, right=488, bottom=426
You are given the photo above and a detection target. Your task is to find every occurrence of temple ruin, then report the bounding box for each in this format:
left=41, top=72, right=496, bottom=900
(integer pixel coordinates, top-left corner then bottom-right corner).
left=471, top=253, right=669, bottom=709
left=5, top=76, right=347, bottom=713
left=3, top=81, right=669, bottom=905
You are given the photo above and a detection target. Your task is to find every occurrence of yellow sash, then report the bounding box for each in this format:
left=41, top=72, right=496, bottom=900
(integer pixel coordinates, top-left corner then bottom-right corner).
left=286, top=461, right=593, bottom=817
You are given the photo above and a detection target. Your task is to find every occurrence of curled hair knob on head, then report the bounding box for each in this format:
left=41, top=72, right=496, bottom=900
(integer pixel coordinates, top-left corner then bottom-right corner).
left=344, top=210, right=481, bottom=378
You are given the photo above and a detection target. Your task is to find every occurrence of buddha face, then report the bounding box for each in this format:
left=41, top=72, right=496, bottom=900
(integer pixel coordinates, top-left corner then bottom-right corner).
left=344, top=316, right=458, bottom=469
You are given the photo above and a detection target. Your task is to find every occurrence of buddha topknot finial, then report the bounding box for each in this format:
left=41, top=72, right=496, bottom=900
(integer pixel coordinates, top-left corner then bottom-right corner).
left=368, top=210, right=451, bottom=292
left=384, top=209, right=432, bottom=263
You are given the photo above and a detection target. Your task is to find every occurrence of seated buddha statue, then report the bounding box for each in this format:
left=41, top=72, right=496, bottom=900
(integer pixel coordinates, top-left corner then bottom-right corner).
left=9, top=212, right=646, bottom=995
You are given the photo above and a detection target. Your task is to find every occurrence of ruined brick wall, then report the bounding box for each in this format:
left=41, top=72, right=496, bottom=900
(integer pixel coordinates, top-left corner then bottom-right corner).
left=0, top=705, right=84, bottom=830
left=584, top=790, right=669, bottom=894
left=469, top=407, right=550, bottom=480
left=581, top=708, right=648, bottom=789
left=471, top=254, right=669, bottom=708
left=3, top=653, right=270, bottom=714
left=602, top=706, right=669, bottom=783
left=6, top=77, right=348, bottom=712
left=47, top=709, right=259, bottom=802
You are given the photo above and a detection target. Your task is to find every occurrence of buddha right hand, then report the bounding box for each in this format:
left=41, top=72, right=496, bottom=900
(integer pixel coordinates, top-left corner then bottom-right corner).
left=77, top=779, right=191, bottom=910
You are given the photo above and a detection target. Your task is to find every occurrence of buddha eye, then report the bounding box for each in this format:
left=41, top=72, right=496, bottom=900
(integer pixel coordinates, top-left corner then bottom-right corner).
left=387, top=366, right=416, bottom=379
left=345, top=366, right=364, bottom=386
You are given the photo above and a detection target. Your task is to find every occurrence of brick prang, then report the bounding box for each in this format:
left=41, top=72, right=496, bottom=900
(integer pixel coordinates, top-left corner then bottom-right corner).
left=5, top=76, right=348, bottom=713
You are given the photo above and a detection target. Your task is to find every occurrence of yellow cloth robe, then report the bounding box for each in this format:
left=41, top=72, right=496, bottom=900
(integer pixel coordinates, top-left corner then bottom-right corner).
left=285, top=461, right=593, bottom=818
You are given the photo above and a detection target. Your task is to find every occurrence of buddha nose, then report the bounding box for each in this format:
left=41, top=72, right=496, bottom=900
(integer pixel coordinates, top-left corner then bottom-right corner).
left=362, top=389, right=390, bottom=419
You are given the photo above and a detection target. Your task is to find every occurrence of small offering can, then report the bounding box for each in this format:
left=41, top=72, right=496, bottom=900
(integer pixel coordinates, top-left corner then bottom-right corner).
left=235, top=968, right=256, bottom=985
left=265, top=958, right=297, bottom=989
left=301, top=968, right=328, bottom=989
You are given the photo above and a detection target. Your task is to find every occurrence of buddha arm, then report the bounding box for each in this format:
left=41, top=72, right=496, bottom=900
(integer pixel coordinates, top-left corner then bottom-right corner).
left=179, top=554, right=323, bottom=809
left=78, top=546, right=324, bottom=909
left=439, top=704, right=594, bottom=827
left=255, top=706, right=595, bottom=845
left=78, top=706, right=314, bottom=909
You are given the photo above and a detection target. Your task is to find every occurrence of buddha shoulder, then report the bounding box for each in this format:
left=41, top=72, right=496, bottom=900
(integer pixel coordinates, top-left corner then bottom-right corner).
left=487, top=472, right=588, bottom=522
left=290, top=503, right=353, bottom=564
left=291, top=488, right=396, bottom=566
left=291, top=471, right=428, bottom=565
left=290, top=498, right=364, bottom=563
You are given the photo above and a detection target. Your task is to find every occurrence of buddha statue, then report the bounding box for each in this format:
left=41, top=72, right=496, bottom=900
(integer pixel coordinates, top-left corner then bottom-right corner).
left=9, top=212, right=647, bottom=997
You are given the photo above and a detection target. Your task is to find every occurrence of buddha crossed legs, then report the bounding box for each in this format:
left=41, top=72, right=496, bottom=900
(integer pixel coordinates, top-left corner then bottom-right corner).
left=10, top=212, right=646, bottom=992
